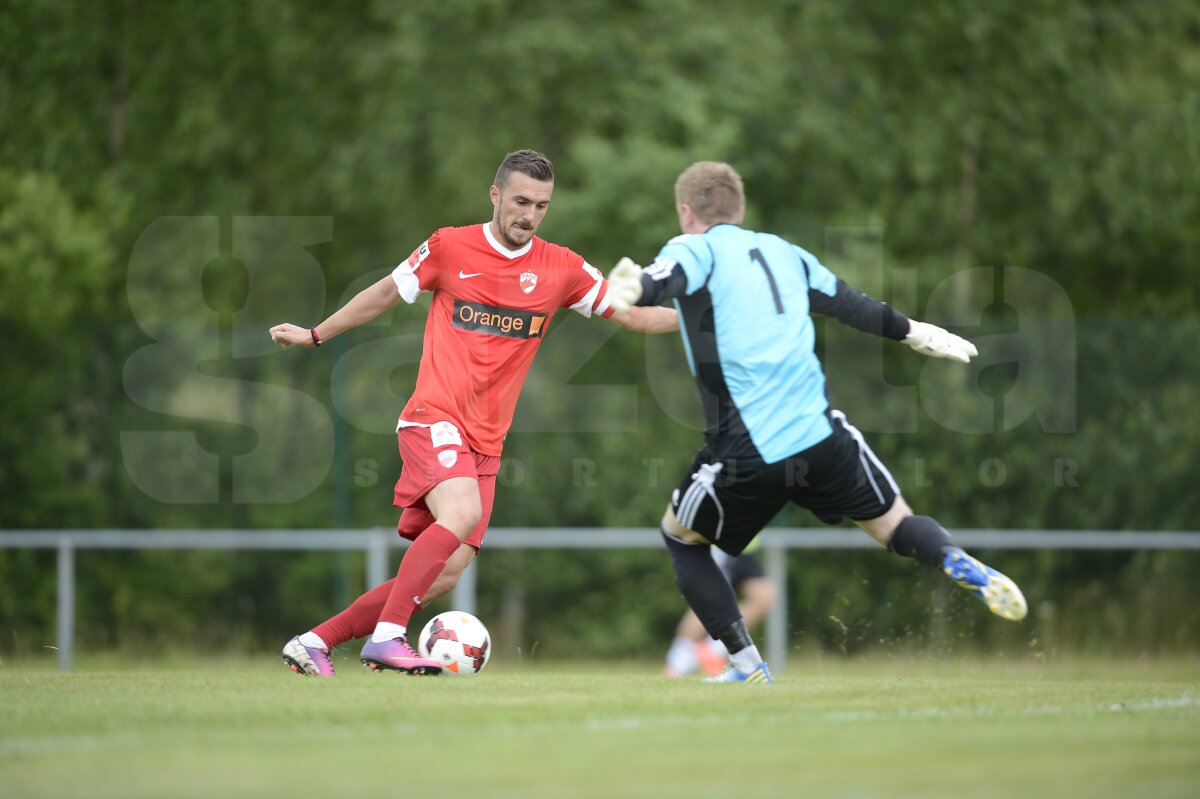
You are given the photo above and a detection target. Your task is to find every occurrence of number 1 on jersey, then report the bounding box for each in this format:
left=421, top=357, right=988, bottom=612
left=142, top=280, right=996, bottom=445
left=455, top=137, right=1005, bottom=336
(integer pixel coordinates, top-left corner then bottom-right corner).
left=749, top=248, right=785, bottom=314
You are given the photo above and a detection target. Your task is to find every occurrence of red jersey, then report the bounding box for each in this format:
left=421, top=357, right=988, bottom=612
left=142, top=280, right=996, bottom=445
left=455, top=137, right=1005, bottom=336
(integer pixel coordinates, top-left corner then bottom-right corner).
left=390, top=223, right=614, bottom=455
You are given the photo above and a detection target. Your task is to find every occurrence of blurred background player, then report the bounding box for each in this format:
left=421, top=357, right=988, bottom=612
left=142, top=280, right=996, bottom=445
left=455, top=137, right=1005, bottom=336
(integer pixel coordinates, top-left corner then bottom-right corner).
left=609, top=161, right=1027, bottom=685
left=662, top=542, right=776, bottom=678
left=270, top=150, right=672, bottom=677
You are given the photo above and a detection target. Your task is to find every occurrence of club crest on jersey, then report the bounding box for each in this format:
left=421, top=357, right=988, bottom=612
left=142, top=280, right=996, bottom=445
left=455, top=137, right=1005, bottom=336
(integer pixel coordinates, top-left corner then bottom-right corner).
left=519, top=271, right=538, bottom=294
left=437, top=450, right=458, bottom=469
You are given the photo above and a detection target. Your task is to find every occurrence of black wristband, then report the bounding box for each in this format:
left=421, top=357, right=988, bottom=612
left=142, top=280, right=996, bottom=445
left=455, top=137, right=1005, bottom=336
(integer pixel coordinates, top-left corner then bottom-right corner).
left=310, top=328, right=322, bottom=347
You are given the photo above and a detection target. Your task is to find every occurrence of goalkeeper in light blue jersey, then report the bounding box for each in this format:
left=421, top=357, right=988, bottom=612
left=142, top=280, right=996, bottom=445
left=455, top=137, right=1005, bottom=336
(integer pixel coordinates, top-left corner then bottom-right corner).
left=606, top=161, right=1026, bottom=684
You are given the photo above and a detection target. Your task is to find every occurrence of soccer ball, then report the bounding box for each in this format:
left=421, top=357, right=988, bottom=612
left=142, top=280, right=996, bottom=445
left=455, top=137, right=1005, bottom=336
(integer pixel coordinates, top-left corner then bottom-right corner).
left=418, top=611, right=492, bottom=676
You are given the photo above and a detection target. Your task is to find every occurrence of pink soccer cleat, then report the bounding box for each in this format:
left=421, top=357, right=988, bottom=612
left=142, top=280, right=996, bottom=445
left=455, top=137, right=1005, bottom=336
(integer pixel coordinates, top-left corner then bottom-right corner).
left=282, top=635, right=335, bottom=677
left=360, top=636, right=443, bottom=675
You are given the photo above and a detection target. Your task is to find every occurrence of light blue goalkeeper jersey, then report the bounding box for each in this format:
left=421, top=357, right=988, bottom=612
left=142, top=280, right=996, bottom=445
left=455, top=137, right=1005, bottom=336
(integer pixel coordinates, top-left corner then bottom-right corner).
left=653, top=223, right=839, bottom=464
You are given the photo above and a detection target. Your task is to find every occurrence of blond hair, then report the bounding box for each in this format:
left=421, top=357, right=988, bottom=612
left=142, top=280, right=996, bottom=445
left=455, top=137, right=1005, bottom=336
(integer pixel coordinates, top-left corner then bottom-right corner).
left=674, top=161, right=745, bottom=225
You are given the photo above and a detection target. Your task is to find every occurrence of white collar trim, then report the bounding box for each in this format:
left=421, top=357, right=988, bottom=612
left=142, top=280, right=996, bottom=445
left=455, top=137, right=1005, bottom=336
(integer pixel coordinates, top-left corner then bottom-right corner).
left=482, top=222, right=532, bottom=259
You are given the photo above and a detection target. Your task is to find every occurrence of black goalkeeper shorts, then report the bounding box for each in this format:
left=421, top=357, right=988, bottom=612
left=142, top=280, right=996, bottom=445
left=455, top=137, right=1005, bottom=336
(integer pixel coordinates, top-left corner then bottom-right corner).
left=669, top=409, right=900, bottom=555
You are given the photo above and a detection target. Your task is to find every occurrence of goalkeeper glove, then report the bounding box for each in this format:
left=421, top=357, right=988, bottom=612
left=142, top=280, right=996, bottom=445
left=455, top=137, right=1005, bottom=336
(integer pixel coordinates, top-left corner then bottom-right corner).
left=607, top=257, right=644, bottom=313
left=903, top=320, right=978, bottom=364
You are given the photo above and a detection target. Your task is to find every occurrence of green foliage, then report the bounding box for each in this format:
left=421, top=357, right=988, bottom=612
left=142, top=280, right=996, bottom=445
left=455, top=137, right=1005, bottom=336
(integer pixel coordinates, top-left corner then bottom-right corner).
left=2, top=0, right=1199, bottom=655
left=0, top=169, right=128, bottom=525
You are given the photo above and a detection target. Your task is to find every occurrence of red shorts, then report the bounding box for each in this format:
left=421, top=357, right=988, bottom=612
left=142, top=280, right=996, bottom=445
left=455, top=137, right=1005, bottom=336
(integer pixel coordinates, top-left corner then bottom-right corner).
left=393, top=421, right=500, bottom=550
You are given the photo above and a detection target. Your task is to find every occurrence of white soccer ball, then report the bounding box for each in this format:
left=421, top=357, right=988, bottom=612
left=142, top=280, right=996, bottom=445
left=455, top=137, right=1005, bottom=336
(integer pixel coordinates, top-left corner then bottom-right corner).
left=418, top=611, right=492, bottom=676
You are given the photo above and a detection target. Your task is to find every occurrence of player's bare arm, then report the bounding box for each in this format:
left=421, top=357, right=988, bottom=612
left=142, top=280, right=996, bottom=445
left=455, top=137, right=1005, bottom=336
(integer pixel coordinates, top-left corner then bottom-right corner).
left=270, top=274, right=402, bottom=348
left=610, top=305, right=679, bottom=334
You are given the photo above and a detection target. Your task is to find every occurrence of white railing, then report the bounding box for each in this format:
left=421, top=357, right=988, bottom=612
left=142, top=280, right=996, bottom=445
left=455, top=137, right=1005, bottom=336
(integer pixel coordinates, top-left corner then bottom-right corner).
left=4, top=528, right=1199, bottom=671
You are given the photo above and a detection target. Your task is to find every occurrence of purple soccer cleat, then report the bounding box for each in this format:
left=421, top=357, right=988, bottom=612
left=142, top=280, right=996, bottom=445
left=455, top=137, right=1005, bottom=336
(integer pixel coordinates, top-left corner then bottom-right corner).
left=282, top=635, right=336, bottom=677
left=360, top=636, right=443, bottom=676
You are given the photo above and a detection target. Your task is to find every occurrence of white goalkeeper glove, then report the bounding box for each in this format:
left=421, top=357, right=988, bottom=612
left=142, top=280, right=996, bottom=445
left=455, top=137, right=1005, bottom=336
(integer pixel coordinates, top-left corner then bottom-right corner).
left=903, top=320, right=978, bottom=364
left=607, top=257, right=644, bottom=313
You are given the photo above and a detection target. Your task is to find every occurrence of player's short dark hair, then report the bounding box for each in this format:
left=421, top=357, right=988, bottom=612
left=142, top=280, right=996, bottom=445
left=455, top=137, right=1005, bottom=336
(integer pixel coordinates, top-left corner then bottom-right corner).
left=495, top=150, right=555, bottom=187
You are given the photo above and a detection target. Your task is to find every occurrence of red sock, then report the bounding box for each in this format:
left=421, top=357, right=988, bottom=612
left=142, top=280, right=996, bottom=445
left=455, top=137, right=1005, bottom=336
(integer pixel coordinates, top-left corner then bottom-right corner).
left=378, top=523, right=462, bottom=627
left=312, top=579, right=394, bottom=647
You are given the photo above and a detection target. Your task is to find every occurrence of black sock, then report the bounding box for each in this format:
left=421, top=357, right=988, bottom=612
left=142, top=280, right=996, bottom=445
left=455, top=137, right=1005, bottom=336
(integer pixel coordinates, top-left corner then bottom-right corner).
left=712, top=618, right=754, bottom=656
left=661, top=530, right=745, bottom=649
left=886, top=515, right=961, bottom=567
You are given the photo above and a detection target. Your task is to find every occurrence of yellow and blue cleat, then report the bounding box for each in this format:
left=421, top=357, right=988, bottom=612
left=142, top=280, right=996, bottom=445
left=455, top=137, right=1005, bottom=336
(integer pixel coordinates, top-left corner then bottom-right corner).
left=703, top=662, right=773, bottom=684
left=943, top=550, right=1028, bottom=621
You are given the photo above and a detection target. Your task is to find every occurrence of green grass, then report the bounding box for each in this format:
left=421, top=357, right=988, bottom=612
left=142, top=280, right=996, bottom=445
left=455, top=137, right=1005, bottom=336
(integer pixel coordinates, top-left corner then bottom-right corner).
left=2, top=656, right=1197, bottom=799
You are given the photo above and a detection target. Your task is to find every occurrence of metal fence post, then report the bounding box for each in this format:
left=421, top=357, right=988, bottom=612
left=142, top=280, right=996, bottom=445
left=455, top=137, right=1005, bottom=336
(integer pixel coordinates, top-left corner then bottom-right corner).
left=57, top=535, right=75, bottom=671
left=452, top=558, right=477, bottom=616
left=367, top=529, right=389, bottom=590
left=764, top=541, right=788, bottom=673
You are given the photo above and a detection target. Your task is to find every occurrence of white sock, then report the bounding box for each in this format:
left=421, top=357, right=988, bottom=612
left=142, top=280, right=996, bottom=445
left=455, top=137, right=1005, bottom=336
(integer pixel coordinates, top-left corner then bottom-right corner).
left=665, top=636, right=699, bottom=675
left=371, top=622, right=407, bottom=643
left=729, top=644, right=764, bottom=674
left=298, top=631, right=328, bottom=650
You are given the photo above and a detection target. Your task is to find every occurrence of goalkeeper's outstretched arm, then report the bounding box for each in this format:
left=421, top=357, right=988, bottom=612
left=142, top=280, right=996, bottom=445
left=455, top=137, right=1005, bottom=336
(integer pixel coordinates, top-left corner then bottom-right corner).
left=609, top=257, right=976, bottom=363
left=808, top=279, right=911, bottom=340
left=606, top=257, right=685, bottom=312
left=636, top=258, right=688, bottom=306
left=810, top=280, right=978, bottom=364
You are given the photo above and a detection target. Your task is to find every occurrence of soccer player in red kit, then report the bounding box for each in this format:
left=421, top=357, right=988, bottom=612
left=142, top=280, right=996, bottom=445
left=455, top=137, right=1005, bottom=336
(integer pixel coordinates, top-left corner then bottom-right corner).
left=270, top=150, right=676, bottom=676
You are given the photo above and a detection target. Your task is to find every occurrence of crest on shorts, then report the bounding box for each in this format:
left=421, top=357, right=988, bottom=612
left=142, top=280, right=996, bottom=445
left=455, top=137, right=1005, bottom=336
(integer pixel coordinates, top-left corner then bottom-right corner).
left=430, top=421, right=463, bottom=448
left=519, top=271, right=538, bottom=294
left=437, top=450, right=458, bottom=469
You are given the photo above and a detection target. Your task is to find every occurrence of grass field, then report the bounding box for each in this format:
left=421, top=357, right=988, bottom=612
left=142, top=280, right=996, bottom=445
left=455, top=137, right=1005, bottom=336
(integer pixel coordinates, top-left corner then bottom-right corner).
left=2, top=655, right=1197, bottom=799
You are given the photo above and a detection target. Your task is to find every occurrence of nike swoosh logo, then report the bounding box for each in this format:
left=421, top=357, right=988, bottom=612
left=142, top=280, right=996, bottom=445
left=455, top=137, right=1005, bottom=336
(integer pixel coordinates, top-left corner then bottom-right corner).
left=459, top=270, right=483, bottom=279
